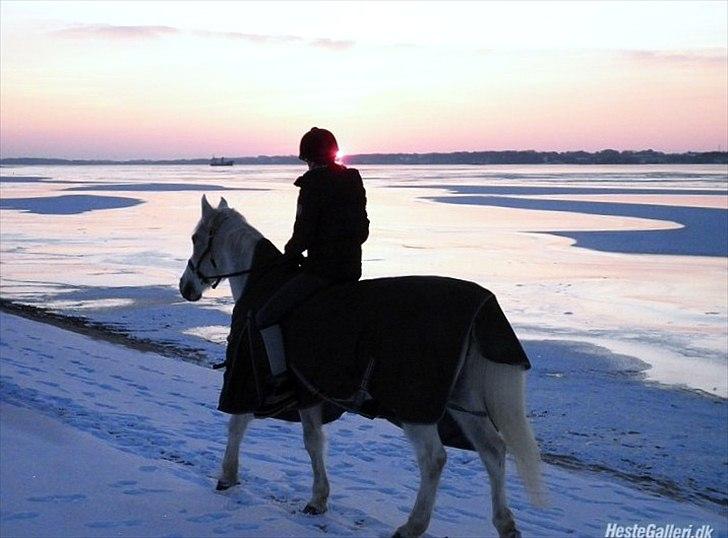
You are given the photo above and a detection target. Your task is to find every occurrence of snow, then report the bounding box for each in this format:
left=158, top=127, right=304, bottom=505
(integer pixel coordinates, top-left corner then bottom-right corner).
left=1, top=312, right=725, bottom=537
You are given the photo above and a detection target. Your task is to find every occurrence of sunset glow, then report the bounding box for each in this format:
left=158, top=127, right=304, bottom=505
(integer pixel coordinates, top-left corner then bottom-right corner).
left=0, top=1, right=726, bottom=159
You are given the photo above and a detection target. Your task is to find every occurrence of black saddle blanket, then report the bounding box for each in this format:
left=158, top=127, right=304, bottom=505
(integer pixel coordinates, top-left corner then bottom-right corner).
left=219, top=275, right=530, bottom=425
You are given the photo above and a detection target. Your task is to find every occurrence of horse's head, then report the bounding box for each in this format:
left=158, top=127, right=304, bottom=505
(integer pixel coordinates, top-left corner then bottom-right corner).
left=179, top=194, right=231, bottom=301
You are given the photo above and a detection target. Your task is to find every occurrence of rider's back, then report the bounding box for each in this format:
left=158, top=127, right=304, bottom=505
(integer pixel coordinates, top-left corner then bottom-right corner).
left=287, top=163, right=369, bottom=281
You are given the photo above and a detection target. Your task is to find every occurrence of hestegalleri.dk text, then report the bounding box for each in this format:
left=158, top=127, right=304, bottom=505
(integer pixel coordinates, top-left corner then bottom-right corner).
left=604, top=523, right=714, bottom=538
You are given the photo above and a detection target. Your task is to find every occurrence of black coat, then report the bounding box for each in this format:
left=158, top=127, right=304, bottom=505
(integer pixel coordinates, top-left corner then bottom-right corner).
left=285, top=164, right=369, bottom=281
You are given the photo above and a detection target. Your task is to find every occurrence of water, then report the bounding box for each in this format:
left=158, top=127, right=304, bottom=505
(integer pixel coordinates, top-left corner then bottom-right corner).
left=1, top=163, right=725, bottom=394
left=1, top=163, right=727, bottom=508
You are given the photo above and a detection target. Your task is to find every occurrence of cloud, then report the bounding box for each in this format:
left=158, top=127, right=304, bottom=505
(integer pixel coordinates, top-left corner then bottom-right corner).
left=53, top=25, right=723, bottom=62
left=309, top=37, right=356, bottom=51
left=54, top=24, right=178, bottom=40
left=619, top=48, right=727, bottom=66
left=53, top=24, right=354, bottom=50
left=193, top=29, right=354, bottom=50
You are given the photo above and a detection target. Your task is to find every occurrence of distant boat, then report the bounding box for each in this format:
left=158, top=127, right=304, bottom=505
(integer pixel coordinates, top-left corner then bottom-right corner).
left=210, top=156, right=234, bottom=167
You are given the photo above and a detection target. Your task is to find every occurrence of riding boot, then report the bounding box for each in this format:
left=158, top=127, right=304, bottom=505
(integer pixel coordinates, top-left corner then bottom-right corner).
left=258, top=324, right=296, bottom=415
left=260, top=325, right=287, bottom=376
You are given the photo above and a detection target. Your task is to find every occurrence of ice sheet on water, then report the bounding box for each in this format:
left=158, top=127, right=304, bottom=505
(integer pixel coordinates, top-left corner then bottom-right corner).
left=427, top=193, right=728, bottom=256
left=0, top=194, right=143, bottom=215
left=65, top=182, right=267, bottom=192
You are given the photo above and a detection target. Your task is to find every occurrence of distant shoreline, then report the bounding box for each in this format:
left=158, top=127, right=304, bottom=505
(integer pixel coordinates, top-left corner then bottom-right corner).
left=1, top=149, right=726, bottom=166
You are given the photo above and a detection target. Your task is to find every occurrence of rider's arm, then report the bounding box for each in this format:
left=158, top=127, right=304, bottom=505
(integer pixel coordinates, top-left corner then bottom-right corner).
left=353, top=170, right=370, bottom=244
left=284, top=181, right=320, bottom=256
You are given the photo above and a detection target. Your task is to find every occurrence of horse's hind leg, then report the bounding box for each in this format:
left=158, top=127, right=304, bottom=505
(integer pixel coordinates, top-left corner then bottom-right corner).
left=449, top=408, right=519, bottom=538
left=394, top=423, right=446, bottom=538
left=217, top=413, right=253, bottom=490
left=299, top=404, right=330, bottom=515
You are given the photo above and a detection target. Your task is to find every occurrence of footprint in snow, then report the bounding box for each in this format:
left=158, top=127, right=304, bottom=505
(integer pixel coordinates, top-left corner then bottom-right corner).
left=211, top=522, right=260, bottom=534
left=122, top=487, right=173, bottom=495
left=37, top=381, right=60, bottom=388
left=186, top=512, right=233, bottom=523
left=110, top=480, right=137, bottom=487
left=95, top=383, right=121, bottom=393
left=27, top=493, right=86, bottom=503
left=1, top=512, right=41, bottom=522
left=139, top=365, right=165, bottom=375
left=85, top=519, right=143, bottom=529
left=110, top=374, right=131, bottom=381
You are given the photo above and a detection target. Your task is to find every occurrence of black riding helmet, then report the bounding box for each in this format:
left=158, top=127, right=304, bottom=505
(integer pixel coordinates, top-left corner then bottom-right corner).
left=299, top=127, right=339, bottom=164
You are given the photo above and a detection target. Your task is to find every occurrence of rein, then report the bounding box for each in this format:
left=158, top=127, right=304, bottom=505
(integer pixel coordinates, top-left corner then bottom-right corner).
left=186, top=258, right=257, bottom=289
left=187, top=213, right=272, bottom=289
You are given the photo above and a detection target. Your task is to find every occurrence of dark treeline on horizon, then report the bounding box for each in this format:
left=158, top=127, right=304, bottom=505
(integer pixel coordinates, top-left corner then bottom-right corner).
left=1, top=149, right=726, bottom=166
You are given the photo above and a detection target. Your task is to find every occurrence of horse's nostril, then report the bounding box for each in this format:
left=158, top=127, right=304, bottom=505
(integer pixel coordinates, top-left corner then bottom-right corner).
left=180, top=280, right=201, bottom=302
left=180, top=281, right=192, bottom=300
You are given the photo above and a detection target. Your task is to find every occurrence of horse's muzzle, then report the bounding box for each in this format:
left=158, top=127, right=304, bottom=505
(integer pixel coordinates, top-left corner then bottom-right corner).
left=179, top=278, right=202, bottom=302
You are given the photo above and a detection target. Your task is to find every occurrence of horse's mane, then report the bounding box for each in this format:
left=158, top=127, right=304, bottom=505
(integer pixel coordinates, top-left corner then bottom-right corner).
left=216, top=207, right=264, bottom=241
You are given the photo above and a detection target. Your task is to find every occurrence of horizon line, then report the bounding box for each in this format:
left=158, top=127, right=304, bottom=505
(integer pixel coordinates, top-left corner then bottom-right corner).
left=2, top=148, right=727, bottom=162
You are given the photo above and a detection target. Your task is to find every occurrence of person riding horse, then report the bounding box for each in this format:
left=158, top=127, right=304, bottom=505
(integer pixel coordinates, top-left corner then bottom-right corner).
left=256, top=128, right=369, bottom=408
left=180, top=159, right=541, bottom=536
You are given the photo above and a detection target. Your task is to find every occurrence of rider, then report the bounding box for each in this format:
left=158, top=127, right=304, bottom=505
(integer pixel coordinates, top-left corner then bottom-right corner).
left=256, top=127, right=369, bottom=408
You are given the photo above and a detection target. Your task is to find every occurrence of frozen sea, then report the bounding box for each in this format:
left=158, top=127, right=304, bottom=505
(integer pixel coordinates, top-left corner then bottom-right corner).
left=1, top=163, right=727, bottom=524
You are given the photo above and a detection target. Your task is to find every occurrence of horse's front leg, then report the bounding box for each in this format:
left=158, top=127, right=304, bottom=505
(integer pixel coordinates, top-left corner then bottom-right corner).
left=299, top=404, right=330, bottom=514
left=217, top=413, right=253, bottom=490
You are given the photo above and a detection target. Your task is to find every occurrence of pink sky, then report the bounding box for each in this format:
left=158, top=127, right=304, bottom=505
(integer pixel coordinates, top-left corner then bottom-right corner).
left=1, top=1, right=726, bottom=159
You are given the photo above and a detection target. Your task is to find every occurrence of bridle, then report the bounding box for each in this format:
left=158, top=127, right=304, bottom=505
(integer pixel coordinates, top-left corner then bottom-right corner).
left=186, top=213, right=258, bottom=289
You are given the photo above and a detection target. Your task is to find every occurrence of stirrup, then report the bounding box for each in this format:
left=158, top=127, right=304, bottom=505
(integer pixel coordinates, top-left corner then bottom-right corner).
left=257, top=373, right=296, bottom=416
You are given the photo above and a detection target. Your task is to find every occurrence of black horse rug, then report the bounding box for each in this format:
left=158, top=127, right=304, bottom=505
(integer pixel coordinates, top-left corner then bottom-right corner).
left=218, top=260, right=530, bottom=433
left=283, top=276, right=530, bottom=423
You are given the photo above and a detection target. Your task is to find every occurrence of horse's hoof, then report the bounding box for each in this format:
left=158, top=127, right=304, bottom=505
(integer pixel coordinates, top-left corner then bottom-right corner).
left=393, top=526, right=422, bottom=538
left=303, top=503, right=326, bottom=515
left=215, top=480, right=238, bottom=491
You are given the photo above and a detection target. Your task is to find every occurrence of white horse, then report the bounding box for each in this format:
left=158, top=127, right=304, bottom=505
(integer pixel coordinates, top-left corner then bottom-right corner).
left=179, top=195, right=545, bottom=538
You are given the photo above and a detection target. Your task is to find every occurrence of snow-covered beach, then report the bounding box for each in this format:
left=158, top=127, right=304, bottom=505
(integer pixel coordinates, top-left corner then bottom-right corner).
left=1, top=164, right=727, bottom=537
left=2, top=312, right=725, bottom=537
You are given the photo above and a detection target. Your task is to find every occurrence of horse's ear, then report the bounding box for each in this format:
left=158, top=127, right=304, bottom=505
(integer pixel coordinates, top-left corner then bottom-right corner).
left=218, top=197, right=229, bottom=209
left=201, top=194, right=214, bottom=218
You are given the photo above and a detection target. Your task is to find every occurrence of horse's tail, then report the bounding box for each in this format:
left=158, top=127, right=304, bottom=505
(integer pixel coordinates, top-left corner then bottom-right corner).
left=483, top=360, right=547, bottom=507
